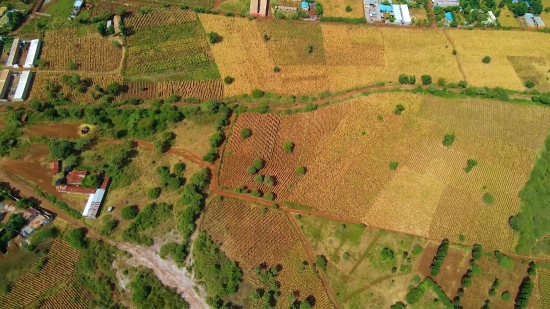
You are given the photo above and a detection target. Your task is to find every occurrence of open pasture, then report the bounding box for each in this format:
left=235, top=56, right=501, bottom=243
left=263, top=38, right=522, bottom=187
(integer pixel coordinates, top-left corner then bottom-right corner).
left=219, top=92, right=550, bottom=251
left=0, top=239, right=89, bottom=309
left=41, top=28, right=122, bottom=72
left=124, top=8, right=219, bottom=81
left=200, top=198, right=335, bottom=308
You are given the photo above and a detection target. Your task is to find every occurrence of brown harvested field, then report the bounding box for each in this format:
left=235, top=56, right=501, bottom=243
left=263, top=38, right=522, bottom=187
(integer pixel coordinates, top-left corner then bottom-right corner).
left=200, top=198, right=335, bottom=308
left=219, top=93, right=550, bottom=251
left=0, top=239, right=88, bottom=309
left=429, top=246, right=470, bottom=299
left=41, top=28, right=122, bottom=72
left=28, top=72, right=224, bottom=103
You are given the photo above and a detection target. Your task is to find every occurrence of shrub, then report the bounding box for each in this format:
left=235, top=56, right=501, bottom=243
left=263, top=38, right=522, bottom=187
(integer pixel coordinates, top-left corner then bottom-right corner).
left=306, top=45, right=313, bottom=53
left=483, top=193, right=494, bottom=205
left=431, top=239, right=450, bottom=276
left=283, top=141, right=294, bottom=153
left=254, top=175, right=264, bottom=183
left=452, top=49, right=457, bottom=55
left=342, top=252, right=350, bottom=260
left=273, top=66, right=280, bottom=73
left=399, top=74, right=409, bottom=84
left=64, top=228, right=87, bottom=250
left=250, top=190, right=261, bottom=197
left=223, top=76, right=234, bottom=84
left=380, top=247, right=394, bottom=260
left=241, top=127, right=251, bottom=138
left=316, top=255, right=327, bottom=272
left=147, top=187, right=161, bottom=199
left=442, top=133, right=455, bottom=147
left=482, top=56, right=491, bottom=64
left=501, top=290, right=511, bottom=301
left=409, top=75, right=416, bottom=84
left=525, top=80, right=535, bottom=88
left=438, top=77, right=446, bottom=86
left=296, top=166, right=306, bottom=174
left=458, top=80, right=468, bottom=88
left=389, top=161, right=398, bottom=170
left=421, top=75, right=432, bottom=85
left=264, top=192, right=274, bottom=200
left=252, top=89, right=265, bottom=98
left=173, top=162, right=186, bottom=175
left=345, top=4, right=352, bottom=11
left=247, top=166, right=258, bottom=175
left=67, top=61, right=77, bottom=70
left=464, top=159, right=478, bottom=173
left=121, top=205, right=139, bottom=220
left=412, top=244, right=423, bottom=255
left=472, top=244, right=483, bottom=260
left=394, top=104, right=405, bottom=115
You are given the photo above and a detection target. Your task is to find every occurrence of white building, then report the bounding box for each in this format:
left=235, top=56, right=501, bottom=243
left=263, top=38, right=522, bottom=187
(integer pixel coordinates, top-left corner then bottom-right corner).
left=24, top=39, right=41, bottom=69
left=6, top=38, right=20, bottom=68
left=82, top=189, right=105, bottom=219
left=13, top=71, right=31, bottom=102
left=400, top=4, right=411, bottom=25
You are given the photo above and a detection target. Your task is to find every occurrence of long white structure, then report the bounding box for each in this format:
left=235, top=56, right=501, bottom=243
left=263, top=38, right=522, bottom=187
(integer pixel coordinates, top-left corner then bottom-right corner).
left=82, top=189, right=105, bottom=219
left=6, top=38, right=20, bottom=68
left=400, top=4, right=411, bottom=25
left=0, top=70, right=10, bottom=102
left=24, top=39, right=41, bottom=69
left=13, top=71, right=31, bottom=102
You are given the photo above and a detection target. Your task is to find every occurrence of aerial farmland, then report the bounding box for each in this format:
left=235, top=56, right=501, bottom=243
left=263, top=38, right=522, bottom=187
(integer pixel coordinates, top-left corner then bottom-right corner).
left=0, top=0, right=549, bottom=308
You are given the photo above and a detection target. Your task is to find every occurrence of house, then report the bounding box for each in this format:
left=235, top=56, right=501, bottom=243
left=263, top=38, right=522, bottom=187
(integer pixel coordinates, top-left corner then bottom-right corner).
left=392, top=4, right=402, bottom=23
left=6, top=38, right=20, bottom=68
left=70, top=0, right=83, bottom=18
left=13, top=71, right=32, bottom=102
left=56, top=185, right=96, bottom=194
left=82, top=189, right=105, bottom=219
left=0, top=70, right=11, bottom=102
left=113, top=15, right=121, bottom=34
left=435, top=0, right=459, bottom=6
left=524, top=13, right=544, bottom=27
left=66, top=169, right=87, bottom=185
left=50, top=161, right=60, bottom=174
left=23, top=39, right=40, bottom=69
left=301, top=1, right=309, bottom=11
left=250, top=0, right=268, bottom=17
left=399, top=4, right=411, bottom=25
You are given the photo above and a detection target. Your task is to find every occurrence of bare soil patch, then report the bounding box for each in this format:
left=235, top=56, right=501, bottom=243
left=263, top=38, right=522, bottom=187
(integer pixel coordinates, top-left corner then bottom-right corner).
left=24, top=122, right=82, bottom=139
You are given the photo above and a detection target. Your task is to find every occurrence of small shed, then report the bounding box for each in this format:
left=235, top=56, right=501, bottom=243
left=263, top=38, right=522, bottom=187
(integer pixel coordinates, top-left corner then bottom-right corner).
left=107, top=206, right=113, bottom=212
left=524, top=13, right=535, bottom=27
left=6, top=38, right=20, bottom=68
left=534, top=16, right=545, bottom=27
left=445, top=11, right=453, bottom=22
left=24, top=39, right=41, bottom=69
left=301, top=1, right=309, bottom=10
left=13, top=70, right=32, bottom=102
left=82, top=189, right=105, bottom=219
left=392, top=4, right=402, bottom=23
left=106, top=20, right=112, bottom=28
left=74, top=0, right=83, bottom=8
left=50, top=161, right=60, bottom=174
left=0, top=70, right=11, bottom=101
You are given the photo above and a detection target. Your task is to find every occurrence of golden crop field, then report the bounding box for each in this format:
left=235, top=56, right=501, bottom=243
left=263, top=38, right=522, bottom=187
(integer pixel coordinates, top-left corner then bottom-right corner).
left=497, top=7, right=522, bottom=27
left=41, top=28, right=122, bottom=72
left=543, top=0, right=550, bottom=26
left=200, top=198, right=335, bottom=308
left=0, top=239, right=87, bottom=308
left=317, top=0, right=365, bottom=18
left=219, top=93, right=550, bottom=251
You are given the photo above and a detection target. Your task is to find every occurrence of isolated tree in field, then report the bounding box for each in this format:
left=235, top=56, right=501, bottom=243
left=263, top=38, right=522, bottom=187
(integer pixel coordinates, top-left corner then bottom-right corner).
left=525, top=80, right=535, bottom=88
left=483, top=193, right=494, bottom=205
left=241, top=127, right=251, bottom=138
left=207, top=31, right=220, bottom=44
left=223, top=76, right=234, bottom=84
left=343, top=252, right=350, bottom=260
left=399, top=74, right=409, bottom=84
left=482, top=56, right=491, bottom=64
left=464, top=159, right=478, bottom=173
left=252, top=158, right=265, bottom=170
left=264, top=192, right=274, bottom=200
left=306, top=45, right=313, bottom=54
left=283, top=141, right=294, bottom=153
left=148, top=187, right=161, bottom=199
left=273, top=66, right=280, bottom=73
left=389, top=161, right=398, bottom=170
left=501, top=291, right=511, bottom=301
left=296, top=166, right=306, bottom=175
left=421, top=75, right=432, bottom=85
left=67, top=61, right=77, bottom=70
left=442, top=133, right=455, bottom=147
left=254, top=174, right=264, bottom=183
left=345, top=4, right=352, bottom=11
left=264, top=175, right=275, bottom=186
left=394, top=104, right=405, bottom=115
left=247, top=166, right=258, bottom=175
left=381, top=247, right=394, bottom=260
left=121, top=205, right=139, bottom=220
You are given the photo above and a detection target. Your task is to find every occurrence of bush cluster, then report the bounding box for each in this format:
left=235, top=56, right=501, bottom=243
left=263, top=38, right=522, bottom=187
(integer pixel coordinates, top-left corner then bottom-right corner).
left=430, top=239, right=450, bottom=276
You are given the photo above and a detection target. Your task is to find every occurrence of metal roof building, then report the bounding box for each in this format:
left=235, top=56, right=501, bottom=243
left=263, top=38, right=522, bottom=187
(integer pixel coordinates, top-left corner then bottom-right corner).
left=82, top=189, right=105, bottom=219
left=13, top=70, right=31, bottom=102
left=6, top=38, right=20, bottom=68
left=0, top=70, right=10, bottom=101
left=533, top=16, right=545, bottom=27
left=400, top=4, right=411, bottom=25
left=392, top=4, right=402, bottom=23
left=379, top=4, right=393, bottom=12
left=24, top=39, right=40, bottom=69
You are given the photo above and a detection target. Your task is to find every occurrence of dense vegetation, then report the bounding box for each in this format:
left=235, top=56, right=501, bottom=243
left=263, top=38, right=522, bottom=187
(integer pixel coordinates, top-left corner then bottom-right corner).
left=193, top=231, right=243, bottom=303
left=0, top=213, right=25, bottom=252
left=510, top=136, right=550, bottom=254
left=122, top=203, right=173, bottom=246
left=430, top=239, right=450, bottom=276
left=130, top=268, right=189, bottom=309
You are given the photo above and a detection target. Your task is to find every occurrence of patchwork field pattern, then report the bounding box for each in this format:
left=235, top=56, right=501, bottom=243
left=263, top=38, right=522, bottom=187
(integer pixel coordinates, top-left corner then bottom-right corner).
left=41, top=28, right=122, bottom=72
left=219, top=93, right=550, bottom=251
left=0, top=240, right=87, bottom=308
left=200, top=198, right=335, bottom=308
left=125, top=8, right=217, bottom=80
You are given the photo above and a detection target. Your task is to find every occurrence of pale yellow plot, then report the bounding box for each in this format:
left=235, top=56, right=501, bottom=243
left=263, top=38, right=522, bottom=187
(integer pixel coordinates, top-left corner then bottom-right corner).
left=318, top=0, right=365, bottom=18
left=327, top=65, right=388, bottom=91
left=498, top=7, right=522, bottom=27
left=278, top=65, right=330, bottom=95
left=365, top=166, right=445, bottom=236
left=543, top=0, right=550, bottom=26
left=321, top=24, right=385, bottom=66
left=457, top=54, right=524, bottom=90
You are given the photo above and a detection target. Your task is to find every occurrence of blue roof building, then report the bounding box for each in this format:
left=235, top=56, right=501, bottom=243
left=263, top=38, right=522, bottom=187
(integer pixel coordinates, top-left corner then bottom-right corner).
left=445, top=11, right=453, bottom=21
left=379, top=4, right=393, bottom=12
left=301, top=1, right=309, bottom=10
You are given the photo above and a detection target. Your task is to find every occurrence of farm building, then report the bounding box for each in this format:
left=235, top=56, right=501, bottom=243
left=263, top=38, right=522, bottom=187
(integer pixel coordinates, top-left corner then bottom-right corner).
left=113, top=15, right=121, bottom=34
left=13, top=70, right=32, bottom=102
left=524, top=13, right=545, bottom=27
left=434, top=0, right=459, bottom=6
left=82, top=189, right=105, bottom=219
left=56, top=185, right=96, bottom=194
left=6, top=38, right=20, bottom=68
left=50, top=161, right=60, bottom=174
left=0, top=70, right=11, bottom=102
left=250, top=0, right=269, bottom=17
left=66, top=169, right=87, bottom=185
left=488, top=11, right=496, bottom=23
left=100, top=176, right=111, bottom=189
left=397, top=4, right=411, bottom=25
left=23, top=39, right=40, bottom=69
left=379, top=4, right=393, bottom=12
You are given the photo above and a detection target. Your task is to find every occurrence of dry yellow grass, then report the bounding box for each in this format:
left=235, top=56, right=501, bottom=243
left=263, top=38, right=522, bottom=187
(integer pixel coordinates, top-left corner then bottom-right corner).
left=409, top=8, right=427, bottom=22
left=542, top=0, right=550, bottom=26
left=498, top=7, right=522, bottom=27
left=317, top=0, right=364, bottom=18
left=321, top=24, right=384, bottom=66
left=456, top=54, right=524, bottom=89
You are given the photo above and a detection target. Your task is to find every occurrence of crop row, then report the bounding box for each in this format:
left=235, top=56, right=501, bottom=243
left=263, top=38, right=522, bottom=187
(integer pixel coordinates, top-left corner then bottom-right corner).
left=125, top=8, right=196, bottom=30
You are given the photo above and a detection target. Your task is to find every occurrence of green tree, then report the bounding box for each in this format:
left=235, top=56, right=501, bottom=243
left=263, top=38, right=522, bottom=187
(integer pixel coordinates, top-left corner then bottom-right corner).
left=442, top=133, right=455, bottom=147
left=343, top=252, right=350, bottom=260
left=421, top=75, right=432, bottom=85
left=264, top=192, right=274, bottom=200
left=345, top=4, right=352, bottom=11
left=296, top=166, right=306, bottom=175
left=389, top=161, right=398, bottom=170
left=472, top=244, right=483, bottom=260
left=399, top=74, right=410, bottom=84
left=394, top=104, right=405, bottom=115
left=459, top=80, right=468, bottom=88
left=254, top=174, right=264, bottom=183
left=316, top=255, right=327, bottom=272
left=283, top=141, right=294, bottom=153
left=252, top=158, right=265, bottom=170
left=264, top=175, right=275, bottom=186
left=106, top=82, right=122, bottom=95
left=273, top=66, right=280, bottom=73
left=81, top=174, right=100, bottom=188
left=381, top=247, right=394, bottom=260
left=525, top=80, right=535, bottom=89
left=208, top=32, right=220, bottom=43
left=148, top=187, right=161, bottom=199
left=173, top=163, right=186, bottom=175
left=483, top=193, right=494, bottom=205
left=501, top=290, right=511, bottom=301
left=252, top=89, right=265, bottom=98
left=241, top=128, right=251, bottom=138
left=97, top=21, right=108, bottom=37
left=49, top=140, right=74, bottom=159
left=121, top=205, right=139, bottom=220
left=482, top=56, right=492, bottom=64
left=247, top=166, right=258, bottom=175
left=223, top=76, right=234, bottom=84
left=65, top=228, right=88, bottom=250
